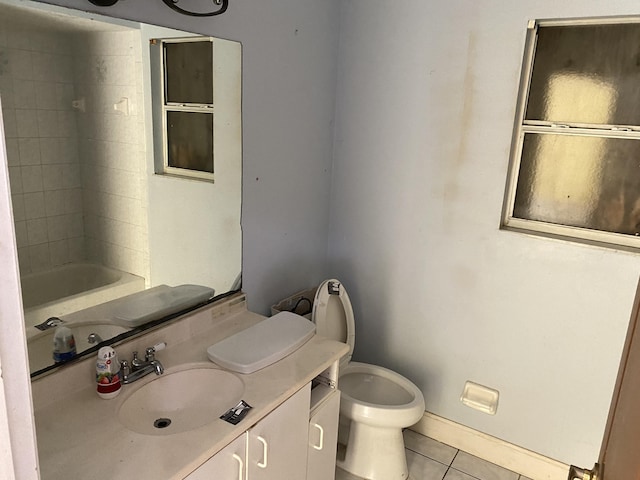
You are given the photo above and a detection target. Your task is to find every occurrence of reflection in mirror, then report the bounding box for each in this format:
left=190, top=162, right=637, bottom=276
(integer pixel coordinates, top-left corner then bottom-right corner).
left=0, top=0, right=242, bottom=376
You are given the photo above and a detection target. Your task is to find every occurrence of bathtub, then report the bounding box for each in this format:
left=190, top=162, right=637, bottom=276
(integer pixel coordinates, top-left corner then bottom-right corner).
left=21, top=263, right=145, bottom=329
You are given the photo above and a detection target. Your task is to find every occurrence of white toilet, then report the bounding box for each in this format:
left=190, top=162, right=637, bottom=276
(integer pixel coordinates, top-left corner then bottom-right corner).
left=312, top=279, right=425, bottom=480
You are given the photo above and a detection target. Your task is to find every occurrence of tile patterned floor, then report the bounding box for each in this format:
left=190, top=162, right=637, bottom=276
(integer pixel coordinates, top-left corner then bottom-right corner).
left=336, top=430, right=534, bottom=480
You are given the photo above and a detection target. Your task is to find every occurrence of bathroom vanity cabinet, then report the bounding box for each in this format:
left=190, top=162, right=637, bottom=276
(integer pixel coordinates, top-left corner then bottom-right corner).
left=307, top=386, right=341, bottom=480
left=185, top=382, right=341, bottom=480
left=32, top=296, right=349, bottom=480
left=186, top=384, right=310, bottom=480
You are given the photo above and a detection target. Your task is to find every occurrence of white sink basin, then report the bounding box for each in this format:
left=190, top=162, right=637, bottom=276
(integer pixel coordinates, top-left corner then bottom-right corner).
left=117, top=367, right=245, bottom=435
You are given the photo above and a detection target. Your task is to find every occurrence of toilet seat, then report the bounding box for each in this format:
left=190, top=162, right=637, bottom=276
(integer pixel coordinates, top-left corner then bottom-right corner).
left=311, top=279, right=355, bottom=367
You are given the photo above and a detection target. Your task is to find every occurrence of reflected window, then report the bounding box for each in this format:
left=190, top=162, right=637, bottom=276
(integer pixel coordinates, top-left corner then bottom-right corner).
left=159, top=38, right=215, bottom=180
left=503, top=20, right=640, bottom=249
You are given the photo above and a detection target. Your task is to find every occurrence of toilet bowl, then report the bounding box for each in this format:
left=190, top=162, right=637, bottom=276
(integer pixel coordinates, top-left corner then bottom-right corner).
left=312, top=279, right=425, bottom=480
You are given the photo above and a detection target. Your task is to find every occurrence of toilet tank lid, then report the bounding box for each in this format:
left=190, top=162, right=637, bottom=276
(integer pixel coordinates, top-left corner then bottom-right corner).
left=207, top=311, right=316, bottom=374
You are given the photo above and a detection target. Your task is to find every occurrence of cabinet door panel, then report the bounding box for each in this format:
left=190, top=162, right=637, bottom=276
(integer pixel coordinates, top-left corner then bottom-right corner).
left=185, top=434, right=246, bottom=480
left=307, top=389, right=340, bottom=480
left=247, top=384, right=311, bottom=479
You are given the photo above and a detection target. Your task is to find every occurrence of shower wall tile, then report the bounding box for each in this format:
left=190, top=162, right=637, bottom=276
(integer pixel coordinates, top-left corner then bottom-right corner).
left=21, top=165, right=43, bottom=193
left=39, top=138, right=60, bottom=164
left=11, top=194, right=25, bottom=221
left=1, top=108, right=17, bottom=137
left=17, top=248, right=29, bottom=276
left=14, top=220, right=28, bottom=248
left=23, top=192, right=45, bottom=219
left=37, top=109, right=60, bottom=137
left=67, top=237, right=85, bottom=263
left=44, top=190, right=66, bottom=217
left=15, top=109, right=38, bottom=137
left=0, top=74, right=15, bottom=109
left=2, top=26, right=84, bottom=275
left=76, top=28, right=148, bottom=279
left=14, top=80, right=36, bottom=109
left=8, top=167, right=22, bottom=194
left=18, top=138, right=41, bottom=165
left=49, top=239, right=69, bottom=267
left=26, top=217, right=48, bottom=245
left=47, top=215, right=68, bottom=242
left=4, top=139, right=19, bottom=167
left=41, top=165, right=64, bottom=190
left=35, top=82, right=58, bottom=110
left=4, top=24, right=148, bottom=279
left=28, top=243, right=51, bottom=271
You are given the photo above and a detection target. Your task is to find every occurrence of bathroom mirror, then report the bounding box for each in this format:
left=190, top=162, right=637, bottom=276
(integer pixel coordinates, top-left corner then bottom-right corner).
left=0, top=0, right=242, bottom=376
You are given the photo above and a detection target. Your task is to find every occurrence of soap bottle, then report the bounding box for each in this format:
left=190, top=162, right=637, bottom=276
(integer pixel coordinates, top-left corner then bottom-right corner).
left=96, top=346, right=122, bottom=399
left=52, top=325, right=76, bottom=363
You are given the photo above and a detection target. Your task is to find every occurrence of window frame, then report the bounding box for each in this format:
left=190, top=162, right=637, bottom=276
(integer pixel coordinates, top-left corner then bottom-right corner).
left=158, top=36, right=216, bottom=182
left=502, top=16, right=640, bottom=251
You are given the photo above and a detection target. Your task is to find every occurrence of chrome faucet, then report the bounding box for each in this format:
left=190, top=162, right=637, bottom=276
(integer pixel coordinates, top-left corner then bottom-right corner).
left=35, top=316, right=64, bottom=331
left=87, top=333, right=104, bottom=344
left=121, top=342, right=166, bottom=385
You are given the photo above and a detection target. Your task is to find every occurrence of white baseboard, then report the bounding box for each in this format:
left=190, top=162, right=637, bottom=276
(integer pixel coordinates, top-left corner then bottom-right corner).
left=409, top=412, right=570, bottom=480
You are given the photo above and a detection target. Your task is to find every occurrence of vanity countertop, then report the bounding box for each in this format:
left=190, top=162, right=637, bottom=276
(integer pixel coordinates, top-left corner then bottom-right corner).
left=32, top=296, right=348, bottom=480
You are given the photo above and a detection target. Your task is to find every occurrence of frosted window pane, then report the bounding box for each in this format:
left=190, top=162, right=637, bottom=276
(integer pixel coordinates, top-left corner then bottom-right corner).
left=164, top=42, right=213, bottom=104
left=167, top=111, right=213, bottom=173
left=514, top=133, right=640, bottom=235
left=526, top=24, right=640, bottom=126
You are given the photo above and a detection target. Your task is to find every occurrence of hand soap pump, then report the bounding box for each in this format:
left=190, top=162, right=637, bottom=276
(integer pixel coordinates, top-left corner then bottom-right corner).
left=96, top=346, right=122, bottom=399
left=52, top=325, right=76, bottom=363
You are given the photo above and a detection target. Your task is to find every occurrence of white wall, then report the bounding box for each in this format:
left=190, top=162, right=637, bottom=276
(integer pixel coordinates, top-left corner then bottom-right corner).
left=329, top=0, right=640, bottom=467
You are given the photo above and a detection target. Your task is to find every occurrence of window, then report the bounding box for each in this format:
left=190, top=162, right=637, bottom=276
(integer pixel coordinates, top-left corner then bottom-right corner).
left=157, top=38, right=215, bottom=181
left=502, top=18, right=640, bottom=250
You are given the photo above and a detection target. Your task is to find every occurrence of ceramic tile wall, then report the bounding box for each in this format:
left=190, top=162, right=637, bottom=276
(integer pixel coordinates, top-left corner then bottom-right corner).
left=73, top=29, right=148, bottom=279
left=0, top=23, right=148, bottom=279
left=0, top=24, right=84, bottom=275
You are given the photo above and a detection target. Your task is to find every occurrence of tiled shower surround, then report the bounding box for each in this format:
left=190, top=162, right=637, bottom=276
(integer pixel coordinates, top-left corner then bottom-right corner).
left=0, top=20, right=148, bottom=280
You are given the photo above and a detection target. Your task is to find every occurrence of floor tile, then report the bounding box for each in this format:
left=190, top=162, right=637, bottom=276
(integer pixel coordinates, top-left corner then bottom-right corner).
left=404, top=429, right=458, bottom=465
left=444, top=469, right=480, bottom=480
left=407, top=449, right=449, bottom=480
left=451, top=451, right=519, bottom=480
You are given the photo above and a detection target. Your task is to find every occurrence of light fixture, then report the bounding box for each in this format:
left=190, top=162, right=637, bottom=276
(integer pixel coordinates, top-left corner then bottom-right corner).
left=88, top=0, right=229, bottom=17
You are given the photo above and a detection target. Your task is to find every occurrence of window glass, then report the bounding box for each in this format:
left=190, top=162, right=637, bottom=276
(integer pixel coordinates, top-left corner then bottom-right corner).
left=166, top=111, right=214, bottom=173
left=514, top=133, right=640, bottom=236
left=526, top=24, right=640, bottom=126
left=164, top=41, right=213, bottom=104
left=504, top=19, right=640, bottom=248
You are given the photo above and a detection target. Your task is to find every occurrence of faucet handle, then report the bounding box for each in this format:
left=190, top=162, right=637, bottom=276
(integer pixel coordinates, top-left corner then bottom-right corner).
left=120, top=360, right=130, bottom=378
left=131, top=351, right=142, bottom=367
left=145, top=342, right=167, bottom=362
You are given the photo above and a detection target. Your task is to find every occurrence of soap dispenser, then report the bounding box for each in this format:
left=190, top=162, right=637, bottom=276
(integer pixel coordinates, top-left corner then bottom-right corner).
left=96, top=346, right=122, bottom=399
left=52, top=325, right=76, bottom=363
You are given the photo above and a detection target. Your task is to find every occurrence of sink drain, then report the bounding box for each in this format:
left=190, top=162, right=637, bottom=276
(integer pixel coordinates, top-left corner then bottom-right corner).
left=154, top=418, right=172, bottom=429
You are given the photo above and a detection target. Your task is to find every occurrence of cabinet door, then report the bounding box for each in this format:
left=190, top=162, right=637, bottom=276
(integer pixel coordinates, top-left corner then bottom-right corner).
left=184, top=433, right=247, bottom=480
left=307, top=389, right=340, bottom=480
left=247, top=384, right=311, bottom=480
